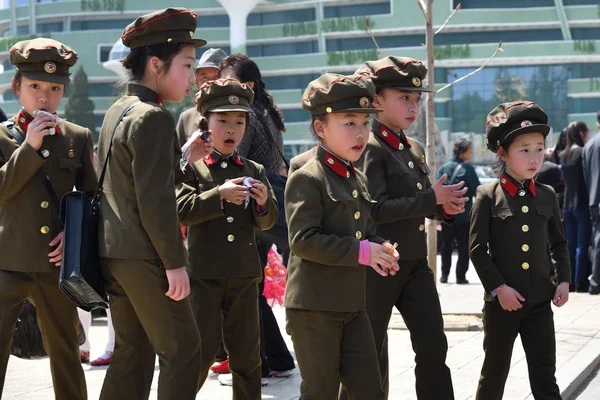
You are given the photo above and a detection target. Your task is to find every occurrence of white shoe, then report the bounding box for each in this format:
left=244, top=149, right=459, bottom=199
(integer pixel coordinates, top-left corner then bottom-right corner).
left=217, top=374, right=269, bottom=387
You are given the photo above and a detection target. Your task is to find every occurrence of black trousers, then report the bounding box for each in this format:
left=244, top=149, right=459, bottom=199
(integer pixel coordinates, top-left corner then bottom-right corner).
left=441, top=221, right=470, bottom=280
left=476, top=300, right=561, bottom=400
left=257, top=240, right=295, bottom=376
left=589, top=208, right=600, bottom=294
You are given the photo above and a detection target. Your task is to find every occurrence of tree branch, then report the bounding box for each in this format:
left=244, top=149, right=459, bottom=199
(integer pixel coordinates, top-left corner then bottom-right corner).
left=366, top=18, right=385, bottom=57
left=417, top=0, right=430, bottom=24
left=436, top=41, right=503, bottom=94
left=435, top=3, right=461, bottom=35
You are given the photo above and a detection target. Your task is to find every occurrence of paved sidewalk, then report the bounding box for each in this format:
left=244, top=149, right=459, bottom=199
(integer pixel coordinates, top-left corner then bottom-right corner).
left=4, top=256, right=600, bottom=399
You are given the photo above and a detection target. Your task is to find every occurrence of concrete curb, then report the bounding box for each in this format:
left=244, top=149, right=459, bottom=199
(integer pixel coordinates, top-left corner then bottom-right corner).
left=558, top=335, right=600, bottom=399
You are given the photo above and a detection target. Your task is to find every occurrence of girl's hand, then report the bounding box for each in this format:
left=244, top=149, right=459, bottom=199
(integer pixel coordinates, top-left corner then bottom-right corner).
left=165, top=267, right=190, bottom=301
left=369, top=242, right=398, bottom=277
left=26, top=114, right=56, bottom=151
left=497, top=285, right=525, bottom=311
left=187, top=131, right=214, bottom=164
left=432, top=174, right=468, bottom=206
left=552, top=282, right=569, bottom=307
left=219, top=177, right=249, bottom=205
left=248, top=178, right=268, bottom=207
left=48, top=231, right=64, bottom=266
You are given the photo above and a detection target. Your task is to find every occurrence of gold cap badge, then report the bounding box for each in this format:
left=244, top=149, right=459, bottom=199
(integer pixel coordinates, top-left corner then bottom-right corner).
left=44, top=62, right=56, bottom=74
left=229, top=95, right=239, bottom=105
left=360, top=97, right=370, bottom=108
left=521, top=120, right=532, bottom=127
left=412, top=77, right=421, bottom=87
left=189, top=31, right=194, bottom=38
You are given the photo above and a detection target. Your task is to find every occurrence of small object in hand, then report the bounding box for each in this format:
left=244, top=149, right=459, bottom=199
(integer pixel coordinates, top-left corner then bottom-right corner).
left=34, top=109, right=62, bottom=135
left=385, top=242, right=398, bottom=256
left=243, top=177, right=253, bottom=209
left=199, top=116, right=210, bottom=141
left=180, top=116, right=212, bottom=171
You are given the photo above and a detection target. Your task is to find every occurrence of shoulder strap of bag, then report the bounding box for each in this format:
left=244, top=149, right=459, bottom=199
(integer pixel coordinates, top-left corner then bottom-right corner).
left=449, top=162, right=463, bottom=185
left=2, top=120, right=59, bottom=212
left=91, top=101, right=141, bottom=212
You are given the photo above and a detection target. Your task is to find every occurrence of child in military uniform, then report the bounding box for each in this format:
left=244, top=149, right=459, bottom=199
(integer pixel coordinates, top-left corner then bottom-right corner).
left=470, top=101, right=571, bottom=399
left=284, top=73, right=399, bottom=400
left=0, top=38, right=95, bottom=399
left=348, top=56, right=466, bottom=400
left=176, top=78, right=278, bottom=398
left=97, top=8, right=212, bottom=400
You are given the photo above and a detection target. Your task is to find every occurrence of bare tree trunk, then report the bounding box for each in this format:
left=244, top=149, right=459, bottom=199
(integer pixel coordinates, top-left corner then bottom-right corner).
left=424, top=0, right=438, bottom=278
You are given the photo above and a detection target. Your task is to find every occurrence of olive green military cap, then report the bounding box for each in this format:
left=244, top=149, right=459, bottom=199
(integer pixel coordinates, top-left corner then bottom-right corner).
left=9, top=38, right=78, bottom=84
left=195, top=78, right=255, bottom=115
left=356, top=56, right=431, bottom=92
left=485, top=101, right=550, bottom=153
left=121, top=8, right=207, bottom=49
left=301, top=73, right=382, bottom=115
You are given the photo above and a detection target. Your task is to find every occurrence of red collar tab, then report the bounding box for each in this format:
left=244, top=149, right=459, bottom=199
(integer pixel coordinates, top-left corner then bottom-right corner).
left=320, top=146, right=356, bottom=179
left=203, top=151, right=245, bottom=167
left=17, top=110, right=61, bottom=135
left=377, top=124, right=411, bottom=151
left=156, top=96, right=164, bottom=107
left=500, top=172, right=536, bottom=198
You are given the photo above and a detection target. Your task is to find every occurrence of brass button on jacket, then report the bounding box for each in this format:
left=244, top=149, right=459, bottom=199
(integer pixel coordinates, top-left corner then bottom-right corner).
left=355, top=231, right=362, bottom=240
left=522, top=225, right=529, bottom=232
left=227, top=234, right=235, bottom=242
left=40, top=226, right=50, bottom=234
left=352, top=190, right=359, bottom=198
left=522, top=244, right=529, bottom=252
left=40, top=201, right=49, bottom=209
left=522, top=262, right=530, bottom=270
left=521, top=205, right=529, bottom=213
left=354, top=211, right=361, bottom=220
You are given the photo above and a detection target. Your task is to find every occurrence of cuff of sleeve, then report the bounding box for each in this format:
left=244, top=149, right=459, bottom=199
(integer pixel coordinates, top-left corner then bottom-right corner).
left=255, top=205, right=268, bottom=216
left=358, top=240, right=371, bottom=265
left=442, top=208, right=454, bottom=222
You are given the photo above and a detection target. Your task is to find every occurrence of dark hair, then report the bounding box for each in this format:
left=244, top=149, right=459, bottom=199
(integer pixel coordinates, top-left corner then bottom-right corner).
left=562, top=121, right=588, bottom=159
left=309, top=114, right=327, bottom=142
left=493, top=134, right=548, bottom=177
left=121, top=42, right=186, bottom=82
left=220, top=54, right=286, bottom=132
left=453, top=138, right=472, bottom=159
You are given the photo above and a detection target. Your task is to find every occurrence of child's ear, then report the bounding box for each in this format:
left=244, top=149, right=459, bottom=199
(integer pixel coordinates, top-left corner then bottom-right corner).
left=373, top=93, right=383, bottom=108
left=497, top=146, right=508, bottom=162
left=313, top=119, right=326, bottom=140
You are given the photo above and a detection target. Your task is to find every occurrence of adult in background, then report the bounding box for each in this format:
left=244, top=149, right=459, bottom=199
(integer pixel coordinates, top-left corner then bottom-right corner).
left=583, top=113, right=600, bottom=295
left=561, top=121, right=592, bottom=292
left=176, top=48, right=227, bottom=146
left=437, top=138, right=480, bottom=284
left=219, top=54, right=296, bottom=381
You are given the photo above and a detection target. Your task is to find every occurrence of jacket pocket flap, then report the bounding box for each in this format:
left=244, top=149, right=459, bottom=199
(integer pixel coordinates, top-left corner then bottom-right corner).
left=492, top=206, right=513, bottom=220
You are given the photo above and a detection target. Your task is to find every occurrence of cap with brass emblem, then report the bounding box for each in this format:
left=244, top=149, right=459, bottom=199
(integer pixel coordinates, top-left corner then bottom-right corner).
left=121, top=8, right=207, bottom=49
left=354, top=211, right=361, bottom=220
left=301, top=73, right=382, bottom=115
left=227, top=234, right=235, bottom=242
left=419, top=224, right=425, bottom=231
left=40, top=226, right=50, bottom=234
left=40, top=201, right=49, bottom=209
left=355, top=56, right=431, bottom=93
left=9, top=38, right=78, bottom=84
left=355, top=231, right=362, bottom=240
left=522, top=206, right=529, bottom=213
left=352, top=190, right=359, bottom=198
left=227, top=216, right=234, bottom=223
left=522, top=244, right=529, bottom=252
left=195, top=78, right=254, bottom=115
left=522, top=262, right=530, bottom=270
left=408, top=161, right=414, bottom=169
left=522, top=225, right=529, bottom=232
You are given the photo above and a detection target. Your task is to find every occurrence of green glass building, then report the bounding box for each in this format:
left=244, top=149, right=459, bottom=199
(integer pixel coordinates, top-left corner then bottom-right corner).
left=0, top=0, right=598, bottom=159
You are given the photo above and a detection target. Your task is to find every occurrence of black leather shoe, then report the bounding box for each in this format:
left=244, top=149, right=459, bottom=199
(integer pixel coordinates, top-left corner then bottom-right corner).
left=589, top=285, right=600, bottom=295
left=456, top=278, right=469, bottom=284
left=440, top=275, right=448, bottom=283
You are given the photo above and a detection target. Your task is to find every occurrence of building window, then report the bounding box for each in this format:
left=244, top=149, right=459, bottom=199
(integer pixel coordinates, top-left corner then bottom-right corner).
left=16, top=25, right=29, bottom=35
left=248, top=8, right=316, bottom=26
left=71, top=19, right=129, bottom=31
left=448, top=65, right=569, bottom=133
left=455, top=0, right=554, bottom=8
left=37, top=21, right=63, bottom=33
left=247, top=41, right=318, bottom=57
left=569, top=98, right=600, bottom=115
left=263, top=73, right=320, bottom=90
left=198, top=14, right=229, bottom=28
left=571, top=28, right=600, bottom=40
left=569, top=63, right=600, bottom=79
left=324, top=1, right=391, bottom=19
left=282, top=108, right=309, bottom=123
left=562, top=0, right=599, bottom=5
left=98, top=45, right=112, bottom=63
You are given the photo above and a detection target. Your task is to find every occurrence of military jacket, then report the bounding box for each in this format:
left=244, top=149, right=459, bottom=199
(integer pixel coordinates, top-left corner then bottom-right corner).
left=288, top=147, right=316, bottom=176
left=0, top=112, right=96, bottom=272
left=176, top=151, right=278, bottom=279
left=97, top=84, right=186, bottom=271
left=175, top=107, right=201, bottom=147
left=469, top=172, right=570, bottom=303
left=285, top=146, right=385, bottom=312
left=356, top=119, right=450, bottom=261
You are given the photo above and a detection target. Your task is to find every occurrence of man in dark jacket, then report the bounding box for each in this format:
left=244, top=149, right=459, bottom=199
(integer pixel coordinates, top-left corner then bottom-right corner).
left=582, top=111, right=600, bottom=295
left=437, top=138, right=480, bottom=283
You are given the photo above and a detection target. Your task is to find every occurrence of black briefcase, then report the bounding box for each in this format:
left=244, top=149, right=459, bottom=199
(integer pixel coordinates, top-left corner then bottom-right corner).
left=59, top=191, right=108, bottom=312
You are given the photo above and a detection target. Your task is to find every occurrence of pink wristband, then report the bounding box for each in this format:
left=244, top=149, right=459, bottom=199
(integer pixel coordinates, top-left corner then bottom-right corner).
left=359, top=240, right=371, bottom=265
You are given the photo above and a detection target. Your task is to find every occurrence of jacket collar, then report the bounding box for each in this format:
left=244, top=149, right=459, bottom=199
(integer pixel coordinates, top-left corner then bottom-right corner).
left=318, top=145, right=357, bottom=179
left=16, top=108, right=62, bottom=135
left=500, top=170, right=536, bottom=198
left=203, top=149, right=245, bottom=167
left=372, top=119, right=411, bottom=151
left=125, top=83, right=164, bottom=106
